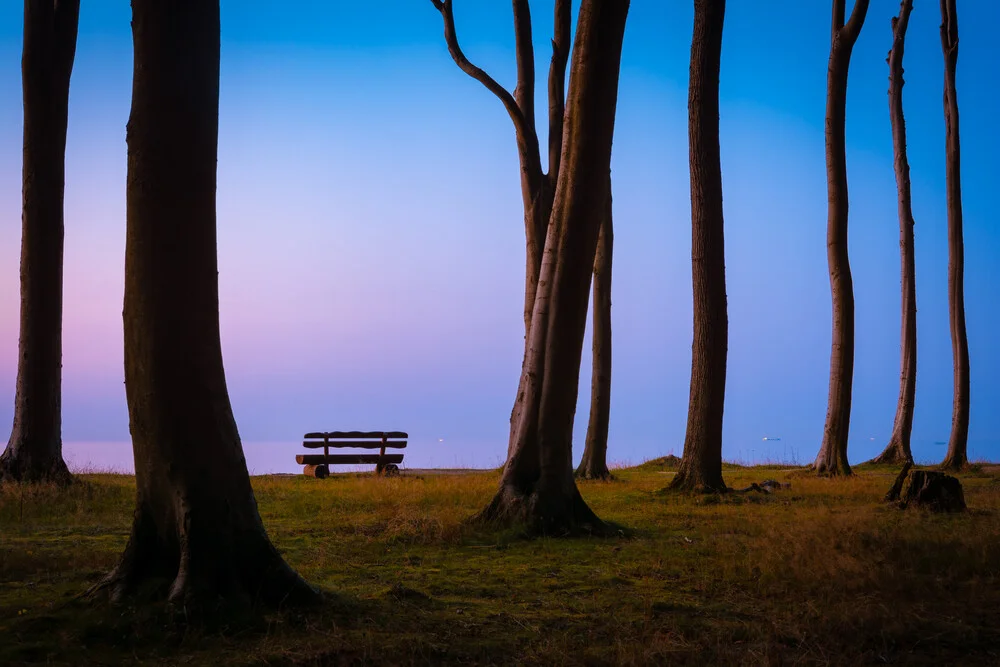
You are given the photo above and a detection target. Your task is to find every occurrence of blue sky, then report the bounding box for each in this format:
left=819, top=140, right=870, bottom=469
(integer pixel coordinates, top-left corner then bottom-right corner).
left=0, top=1, right=997, bottom=471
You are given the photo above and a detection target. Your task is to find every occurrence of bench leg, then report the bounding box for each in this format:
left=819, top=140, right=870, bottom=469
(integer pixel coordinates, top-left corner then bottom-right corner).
left=376, top=440, right=387, bottom=475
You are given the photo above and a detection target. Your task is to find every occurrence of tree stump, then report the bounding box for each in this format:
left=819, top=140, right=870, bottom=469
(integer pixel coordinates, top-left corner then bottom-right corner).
left=885, top=463, right=965, bottom=512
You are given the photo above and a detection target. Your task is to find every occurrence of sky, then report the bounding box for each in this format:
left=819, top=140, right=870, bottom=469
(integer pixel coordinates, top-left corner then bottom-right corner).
left=0, top=1, right=997, bottom=473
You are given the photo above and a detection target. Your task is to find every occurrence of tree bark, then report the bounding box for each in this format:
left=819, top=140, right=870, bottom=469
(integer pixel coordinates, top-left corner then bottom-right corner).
left=872, top=0, right=916, bottom=466
left=476, top=0, right=629, bottom=534
left=95, top=0, right=317, bottom=608
left=0, top=0, right=79, bottom=485
left=576, top=182, right=614, bottom=481
left=814, top=0, right=869, bottom=476
left=939, top=0, right=969, bottom=471
left=670, top=0, right=728, bottom=493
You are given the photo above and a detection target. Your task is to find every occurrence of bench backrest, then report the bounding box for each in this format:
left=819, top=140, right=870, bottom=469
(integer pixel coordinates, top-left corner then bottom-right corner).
left=302, top=431, right=408, bottom=450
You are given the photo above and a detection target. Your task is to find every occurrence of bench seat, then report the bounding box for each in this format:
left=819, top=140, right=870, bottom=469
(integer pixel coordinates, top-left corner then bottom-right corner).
left=296, top=453, right=404, bottom=466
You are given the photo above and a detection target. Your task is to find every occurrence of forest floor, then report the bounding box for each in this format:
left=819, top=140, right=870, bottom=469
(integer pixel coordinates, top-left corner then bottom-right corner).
left=1, top=460, right=999, bottom=666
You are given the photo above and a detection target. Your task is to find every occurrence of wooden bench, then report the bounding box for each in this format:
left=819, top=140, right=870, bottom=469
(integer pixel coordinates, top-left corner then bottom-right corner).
left=296, top=431, right=407, bottom=478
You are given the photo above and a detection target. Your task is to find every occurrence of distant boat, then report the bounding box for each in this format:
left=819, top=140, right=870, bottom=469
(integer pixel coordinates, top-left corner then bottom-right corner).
left=761, top=437, right=781, bottom=441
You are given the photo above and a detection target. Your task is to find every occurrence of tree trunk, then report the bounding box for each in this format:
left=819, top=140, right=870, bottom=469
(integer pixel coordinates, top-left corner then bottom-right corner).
left=95, top=0, right=317, bottom=608
left=670, top=0, right=728, bottom=493
left=0, top=1, right=79, bottom=485
left=477, top=0, right=629, bottom=534
left=814, top=0, right=869, bottom=476
left=939, top=0, right=969, bottom=471
left=872, top=0, right=916, bottom=467
left=576, top=183, right=614, bottom=481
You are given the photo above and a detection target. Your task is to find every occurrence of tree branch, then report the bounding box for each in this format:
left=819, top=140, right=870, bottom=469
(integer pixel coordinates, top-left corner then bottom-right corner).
left=430, top=0, right=532, bottom=147
left=843, top=0, right=871, bottom=42
left=940, top=0, right=958, bottom=51
left=512, top=0, right=536, bottom=135
left=831, top=0, right=846, bottom=38
left=546, top=0, right=571, bottom=184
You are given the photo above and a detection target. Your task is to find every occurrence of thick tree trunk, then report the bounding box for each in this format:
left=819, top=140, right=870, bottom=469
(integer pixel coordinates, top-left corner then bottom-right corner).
left=477, top=0, right=629, bottom=534
left=95, top=0, right=317, bottom=608
left=814, top=0, right=869, bottom=476
left=939, top=0, right=969, bottom=471
left=576, top=185, right=614, bottom=481
left=872, top=0, right=916, bottom=466
left=670, top=0, right=728, bottom=493
left=0, top=1, right=79, bottom=485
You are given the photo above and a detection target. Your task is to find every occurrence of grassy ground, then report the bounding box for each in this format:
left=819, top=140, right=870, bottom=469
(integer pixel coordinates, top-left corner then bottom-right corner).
left=1, top=462, right=998, bottom=666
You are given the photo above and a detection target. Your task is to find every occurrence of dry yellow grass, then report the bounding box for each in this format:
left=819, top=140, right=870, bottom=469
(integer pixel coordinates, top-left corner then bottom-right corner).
left=1, top=464, right=998, bottom=665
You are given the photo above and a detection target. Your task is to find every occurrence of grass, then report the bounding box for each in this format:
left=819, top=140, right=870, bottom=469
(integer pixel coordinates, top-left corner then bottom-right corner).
left=1, top=464, right=999, bottom=665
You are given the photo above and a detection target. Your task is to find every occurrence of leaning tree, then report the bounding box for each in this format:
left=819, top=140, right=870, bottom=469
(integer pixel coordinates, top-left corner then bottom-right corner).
left=813, top=0, right=870, bottom=476
left=429, top=0, right=615, bottom=480
left=0, top=0, right=80, bottom=485
left=474, top=0, right=630, bottom=532
left=938, top=0, right=969, bottom=471
left=871, top=0, right=917, bottom=466
left=670, top=0, right=729, bottom=493
left=94, top=0, right=317, bottom=606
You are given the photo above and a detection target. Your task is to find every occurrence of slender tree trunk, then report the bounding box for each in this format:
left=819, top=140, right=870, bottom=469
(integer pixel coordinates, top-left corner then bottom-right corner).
left=430, top=3, right=614, bottom=475
left=576, top=182, right=614, bottom=481
left=477, top=0, right=629, bottom=533
left=670, top=0, right=728, bottom=493
left=872, top=0, right=916, bottom=466
left=814, top=0, right=869, bottom=476
left=0, top=0, right=79, bottom=485
left=939, top=0, right=969, bottom=471
left=94, top=0, right=317, bottom=607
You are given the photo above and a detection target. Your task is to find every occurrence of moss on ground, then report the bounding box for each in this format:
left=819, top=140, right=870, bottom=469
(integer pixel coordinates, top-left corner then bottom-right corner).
left=1, top=465, right=998, bottom=665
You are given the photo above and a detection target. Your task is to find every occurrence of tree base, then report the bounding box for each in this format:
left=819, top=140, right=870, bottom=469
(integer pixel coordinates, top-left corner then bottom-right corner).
left=472, top=483, right=614, bottom=536
left=574, top=462, right=613, bottom=481
left=0, top=445, right=72, bottom=485
left=867, top=439, right=913, bottom=466
left=809, top=454, right=852, bottom=476
left=666, top=466, right=727, bottom=493
left=940, top=454, right=968, bottom=472
left=90, top=510, right=321, bottom=610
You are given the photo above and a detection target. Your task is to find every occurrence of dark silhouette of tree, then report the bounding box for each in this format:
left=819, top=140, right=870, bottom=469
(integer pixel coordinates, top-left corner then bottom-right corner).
left=474, top=0, right=630, bottom=533
left=94, top=0, right=317, bottom=607
left=871, top=0, right=916, bottom=466
left=0, top=0, right=80, bottom=485
left=939, top=0, right=969, bottom=471
left=430, top=1, right=614, bottom=477
left=576, top=201, right=614, bottom=481
left=813, top=0, right=869, bottom=476
left=669, top=0, right=728, bottom=492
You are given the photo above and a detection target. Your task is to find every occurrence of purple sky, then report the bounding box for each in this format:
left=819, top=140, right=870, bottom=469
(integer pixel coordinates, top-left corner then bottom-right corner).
left=0, top=1, right=998, bottom=472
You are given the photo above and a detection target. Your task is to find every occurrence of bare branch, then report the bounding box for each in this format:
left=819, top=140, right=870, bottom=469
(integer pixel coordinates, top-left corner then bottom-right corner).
left=940, top=0, right=958, bottom=52
left=512, top=0, right=536, bottom=135
left=546, top=0, right=571, bottom=184
left=843, top=0, right=871, bottom=42
left=832, top=0, right=846, bottom=38
left=430, top=0, right=531, bottom=146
